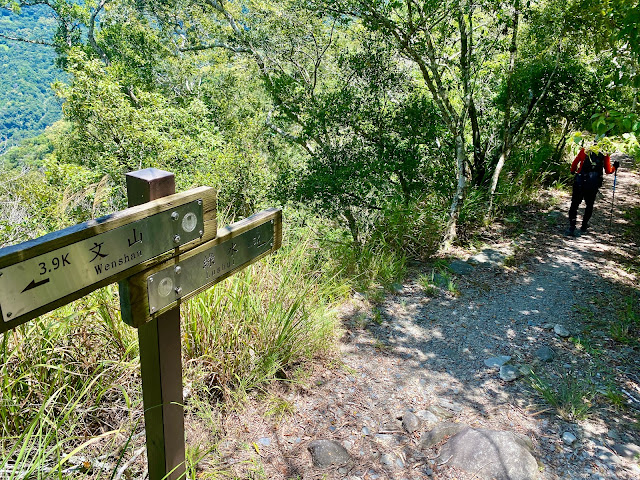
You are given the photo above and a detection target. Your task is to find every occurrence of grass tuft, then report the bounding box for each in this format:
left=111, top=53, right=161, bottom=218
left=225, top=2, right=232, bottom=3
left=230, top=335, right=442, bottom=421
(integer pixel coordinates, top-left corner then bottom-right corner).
left=527, top=370, right=596, bottom=421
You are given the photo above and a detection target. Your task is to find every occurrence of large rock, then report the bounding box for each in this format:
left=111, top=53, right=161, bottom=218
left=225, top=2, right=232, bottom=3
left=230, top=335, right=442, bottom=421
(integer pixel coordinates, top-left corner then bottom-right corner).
left=468, top=249, right=509, bottom=267
left=448, top=260, right=474, bottom=275
left=420, top=422, right=468, bottom=449
left=438, top=428, right=539, bottom=480
left=307, top=439, right=351, bottom=468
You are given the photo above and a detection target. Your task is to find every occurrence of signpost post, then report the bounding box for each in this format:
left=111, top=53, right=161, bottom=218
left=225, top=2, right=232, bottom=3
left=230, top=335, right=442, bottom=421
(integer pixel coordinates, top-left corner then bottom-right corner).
left=120, top=169, right=187, bottom=480
left=0, top=167, right=283, bottom=480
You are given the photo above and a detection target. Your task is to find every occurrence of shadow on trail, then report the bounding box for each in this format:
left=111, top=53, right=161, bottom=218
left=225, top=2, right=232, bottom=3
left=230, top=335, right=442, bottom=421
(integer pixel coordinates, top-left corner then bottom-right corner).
left=337, top=156, right=639, bottom=478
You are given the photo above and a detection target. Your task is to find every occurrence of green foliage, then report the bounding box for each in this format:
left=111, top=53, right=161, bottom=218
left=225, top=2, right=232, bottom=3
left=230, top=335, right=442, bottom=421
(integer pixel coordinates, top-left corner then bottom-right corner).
left=52, top=47, right=271, bottom=216
left=610, top=297, right=639, bottom=346
left=0, top=154, right=111, bottom=246
left=0, top=226, right=350, bottom=474
left=0, top=286, right=140, bottom=476
left=278, top=38, right=449, bottom=228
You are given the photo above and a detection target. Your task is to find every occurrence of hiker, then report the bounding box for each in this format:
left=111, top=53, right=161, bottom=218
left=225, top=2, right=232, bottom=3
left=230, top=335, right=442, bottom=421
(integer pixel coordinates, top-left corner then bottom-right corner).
left=566, top=147, right=619, bottom=236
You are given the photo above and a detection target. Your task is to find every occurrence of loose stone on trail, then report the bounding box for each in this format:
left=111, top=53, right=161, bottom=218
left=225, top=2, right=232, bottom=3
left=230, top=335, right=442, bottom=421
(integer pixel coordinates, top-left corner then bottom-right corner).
left=467, top=248, right=510, bottom=267
left=500, top=365, right=521, bottom=381
left=257, top=437, right=271, bottom=447
left=534, top=345, right=555, bottom=362
left=448, top=259, right=475, bottom=275
left=402, top=410, right=421, bottom=433
left=562, top=432, right=577, bottom=446
left=416, top=409, right=440, bottom=425
left=554, top=324, right=570, bottom=337
left=438, top=428, right=539, bottom=480
left=484, top=355, right=512, bottom=368
left=307, top=439, right=352, bottom=468
left=437, top=397, right=464, bottom=413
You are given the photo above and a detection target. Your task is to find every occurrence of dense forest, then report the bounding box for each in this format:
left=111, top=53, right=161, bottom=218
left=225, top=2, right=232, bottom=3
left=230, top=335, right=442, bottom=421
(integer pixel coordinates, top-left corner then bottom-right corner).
left=0, top=4, right=63, bottom=146
left=1, top=0, right=638, bottom=246
left=0, top=0, right=638, bottom=477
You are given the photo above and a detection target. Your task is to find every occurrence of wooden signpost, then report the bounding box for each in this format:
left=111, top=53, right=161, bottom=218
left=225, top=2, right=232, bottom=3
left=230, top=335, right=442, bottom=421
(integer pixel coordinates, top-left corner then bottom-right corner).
left=0, top=168, right=282, bottom=479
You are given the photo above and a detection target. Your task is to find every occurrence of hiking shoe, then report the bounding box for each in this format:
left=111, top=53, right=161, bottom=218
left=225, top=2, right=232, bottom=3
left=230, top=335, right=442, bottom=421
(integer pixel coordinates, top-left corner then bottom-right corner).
left=565, top=228, right=576, bottom=237
left=580, top=225, right=589, bottom=233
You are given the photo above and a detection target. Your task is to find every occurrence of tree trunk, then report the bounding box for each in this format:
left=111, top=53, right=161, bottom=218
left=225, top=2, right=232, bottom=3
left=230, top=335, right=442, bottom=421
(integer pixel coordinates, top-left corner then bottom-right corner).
left=442, top=133, right=467, bottom=249
left=343, top=207, right=360, bottom=246
left=488, top=0, right=520, bottom=214
left=469, top=99, right=486, bottom=186
left=397, top=171, right=411, bottom=206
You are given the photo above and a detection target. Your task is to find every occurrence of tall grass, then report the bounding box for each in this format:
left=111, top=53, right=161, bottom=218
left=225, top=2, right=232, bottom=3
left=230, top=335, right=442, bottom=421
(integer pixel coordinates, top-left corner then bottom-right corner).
left=0, top=228, right=350, bottom=477
left=182, top=238, right=347, bottom=400
left=0, top=287, right=141, bottom=479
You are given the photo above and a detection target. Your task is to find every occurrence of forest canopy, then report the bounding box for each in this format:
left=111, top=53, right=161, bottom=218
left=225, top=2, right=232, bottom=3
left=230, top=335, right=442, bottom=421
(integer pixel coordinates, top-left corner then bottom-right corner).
left=0, top=4, right=63, bottom=146
left=1, top=0, right=638, bottom=249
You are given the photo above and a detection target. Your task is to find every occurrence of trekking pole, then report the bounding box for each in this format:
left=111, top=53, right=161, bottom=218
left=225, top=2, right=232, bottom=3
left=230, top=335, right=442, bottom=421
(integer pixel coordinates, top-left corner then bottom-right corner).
left=608, top=167, right=618, bottom=233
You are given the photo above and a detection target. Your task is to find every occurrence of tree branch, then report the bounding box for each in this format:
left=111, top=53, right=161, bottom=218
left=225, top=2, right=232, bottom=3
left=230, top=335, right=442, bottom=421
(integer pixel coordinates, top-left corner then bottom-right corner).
left=178, top=41, right=251, bottom=53
left=88, top=0, right=111, bottom=65
left=0, top=32, right=55, bottom=46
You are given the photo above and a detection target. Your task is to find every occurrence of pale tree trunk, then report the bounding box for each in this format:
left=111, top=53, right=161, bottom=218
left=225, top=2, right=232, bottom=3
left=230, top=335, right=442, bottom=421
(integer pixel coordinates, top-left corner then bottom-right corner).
left=488, top=0, right=519, bottom=214
left=442, top=3, right=472, bottom=249
left=343, top=207, right=359, bottom=246
left=442, top=133, right=467, bottom=249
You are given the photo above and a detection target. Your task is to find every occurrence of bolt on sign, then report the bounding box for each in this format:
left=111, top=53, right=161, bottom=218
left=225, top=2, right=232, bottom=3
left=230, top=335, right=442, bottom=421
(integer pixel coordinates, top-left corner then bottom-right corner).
left=0, top=168, right=283, bottom=480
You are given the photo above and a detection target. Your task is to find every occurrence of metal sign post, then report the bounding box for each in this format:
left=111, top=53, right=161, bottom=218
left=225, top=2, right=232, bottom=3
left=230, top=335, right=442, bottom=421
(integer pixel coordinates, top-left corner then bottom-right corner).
left=0, top=185, right=217, bottom=334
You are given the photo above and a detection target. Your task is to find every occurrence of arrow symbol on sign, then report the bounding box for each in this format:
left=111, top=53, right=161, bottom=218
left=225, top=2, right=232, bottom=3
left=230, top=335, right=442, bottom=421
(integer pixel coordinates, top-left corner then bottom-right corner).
left=22, top=278, right=50, bottom=293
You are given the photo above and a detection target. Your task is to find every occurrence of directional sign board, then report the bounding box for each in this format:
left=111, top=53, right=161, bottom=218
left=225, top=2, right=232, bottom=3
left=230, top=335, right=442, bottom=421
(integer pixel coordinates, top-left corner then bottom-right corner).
left=120, top=208, right=282, bottom=327
left=0, top=187, right=217, bottom=332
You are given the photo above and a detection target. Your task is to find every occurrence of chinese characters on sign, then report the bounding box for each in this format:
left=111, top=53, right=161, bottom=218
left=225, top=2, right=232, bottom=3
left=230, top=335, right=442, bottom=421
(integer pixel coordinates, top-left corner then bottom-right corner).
left=0, top=200, right=204, bottom=323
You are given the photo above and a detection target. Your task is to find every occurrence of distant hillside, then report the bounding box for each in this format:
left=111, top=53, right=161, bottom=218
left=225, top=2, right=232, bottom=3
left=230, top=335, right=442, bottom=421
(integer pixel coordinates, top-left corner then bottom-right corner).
left=0, top=5, right=64, bottom=146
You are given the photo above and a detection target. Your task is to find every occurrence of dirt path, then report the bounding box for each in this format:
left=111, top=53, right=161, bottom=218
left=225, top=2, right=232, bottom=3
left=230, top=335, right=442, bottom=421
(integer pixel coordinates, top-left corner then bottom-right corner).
left=206, top=156, right=639, bottom=480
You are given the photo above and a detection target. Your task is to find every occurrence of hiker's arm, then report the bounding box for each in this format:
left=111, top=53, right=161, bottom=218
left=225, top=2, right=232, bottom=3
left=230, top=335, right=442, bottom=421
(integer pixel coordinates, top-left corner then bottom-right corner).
left=571, top=148, right=585, bottom=173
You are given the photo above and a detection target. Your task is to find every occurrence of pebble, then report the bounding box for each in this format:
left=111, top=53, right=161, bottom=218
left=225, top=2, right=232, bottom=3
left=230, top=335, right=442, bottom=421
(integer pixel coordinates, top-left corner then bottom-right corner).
left=257, top=437, right=271, bottom=446
left=499, top=365, right=521, bottom=381
left=554, top=324, right=570, bottom=337
left=361, top=426, right=370, bottom=436
left=563, top=432, right=577, bottom=445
